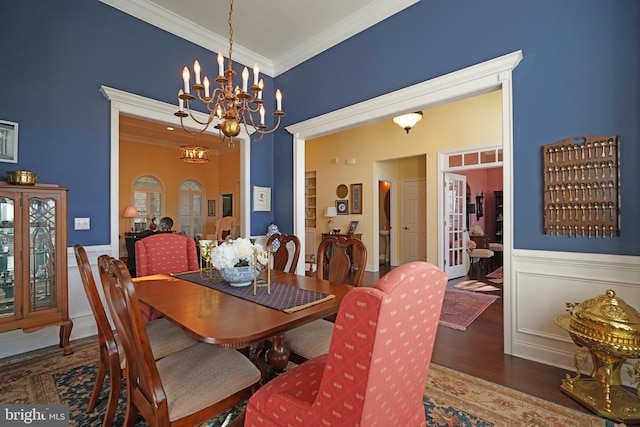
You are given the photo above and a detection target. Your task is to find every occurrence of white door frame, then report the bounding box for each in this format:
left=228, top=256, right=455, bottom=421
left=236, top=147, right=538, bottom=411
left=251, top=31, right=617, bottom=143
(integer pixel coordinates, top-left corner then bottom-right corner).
left=100, top=86, right=252, bottom=260
left=287, top=50, right=522, bottom=355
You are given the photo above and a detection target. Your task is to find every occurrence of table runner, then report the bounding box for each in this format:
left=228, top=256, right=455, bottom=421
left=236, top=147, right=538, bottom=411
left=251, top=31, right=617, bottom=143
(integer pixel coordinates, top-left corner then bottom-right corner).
left=172, top=270, right=335, bottom=313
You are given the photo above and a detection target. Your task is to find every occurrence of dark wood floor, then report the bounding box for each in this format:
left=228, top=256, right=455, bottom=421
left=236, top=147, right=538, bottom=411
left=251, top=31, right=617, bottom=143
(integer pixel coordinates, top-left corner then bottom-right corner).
left=363, top=263, right=593, bottom=416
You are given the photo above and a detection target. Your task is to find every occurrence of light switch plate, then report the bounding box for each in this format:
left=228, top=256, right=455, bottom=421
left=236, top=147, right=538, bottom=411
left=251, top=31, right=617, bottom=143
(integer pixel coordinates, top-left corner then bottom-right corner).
left=74, top=217, right=90, bottom=230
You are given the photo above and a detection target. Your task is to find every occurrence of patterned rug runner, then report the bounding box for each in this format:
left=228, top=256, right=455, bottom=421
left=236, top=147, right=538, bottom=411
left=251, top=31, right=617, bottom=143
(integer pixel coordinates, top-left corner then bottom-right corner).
left=486, top=266, right=504, bottom=284
left=439, top=288, right=499, bottom=331
left=0, top=339, right=615, bottom=427
left=173, top=270, right=334, bottom=313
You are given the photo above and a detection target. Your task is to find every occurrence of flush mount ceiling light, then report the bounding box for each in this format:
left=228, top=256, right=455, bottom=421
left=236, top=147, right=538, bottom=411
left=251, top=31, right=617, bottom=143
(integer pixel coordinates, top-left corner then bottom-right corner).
left=180, top=145, right=210, bottom=163
left=175, top=0, right=284, bottom=146
left=392, top=111, right=423, bottom=134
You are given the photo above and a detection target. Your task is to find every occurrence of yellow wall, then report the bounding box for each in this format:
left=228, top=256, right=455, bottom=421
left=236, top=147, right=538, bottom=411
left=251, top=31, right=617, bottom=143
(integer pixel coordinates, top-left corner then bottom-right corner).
left=119, top=141, right=240, bottom=237
left=306, top=90, right=502, bottom=267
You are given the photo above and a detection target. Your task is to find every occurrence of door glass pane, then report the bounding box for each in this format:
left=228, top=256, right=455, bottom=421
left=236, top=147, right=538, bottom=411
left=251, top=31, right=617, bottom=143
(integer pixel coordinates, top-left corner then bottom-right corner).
left=29, top=197, right=57, bottom=312
left=0, top=196, right=15, bottom=318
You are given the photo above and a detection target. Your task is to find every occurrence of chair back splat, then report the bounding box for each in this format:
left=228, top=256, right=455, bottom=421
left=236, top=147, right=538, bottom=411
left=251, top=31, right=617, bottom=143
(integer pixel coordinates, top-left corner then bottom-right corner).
left=246, top=261, right=448, bottom=426
left=266, top=234, right=300, bottom=273
left=317, top=235, right=367, bottom=287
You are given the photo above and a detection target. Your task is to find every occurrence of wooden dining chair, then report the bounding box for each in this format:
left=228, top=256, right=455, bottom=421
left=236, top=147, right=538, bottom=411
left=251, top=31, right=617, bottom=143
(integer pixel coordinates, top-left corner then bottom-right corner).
left=134, top=233, right=199, bottom=322
left=100, top=256, right=261, bottom=427
left=266, top=233, right=300, bottom=273
left=246, top=262, right=448, bottom=427
left=73, top=245, right=200, bottom=427
left=284, top=235, right=367, bottom=361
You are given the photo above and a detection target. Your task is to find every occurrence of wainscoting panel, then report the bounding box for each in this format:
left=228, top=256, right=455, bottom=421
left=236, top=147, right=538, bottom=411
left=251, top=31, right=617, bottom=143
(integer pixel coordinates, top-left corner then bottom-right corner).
left=511, top=249, right=640, bottom=386
left=0, top=245, right=112, bottom=360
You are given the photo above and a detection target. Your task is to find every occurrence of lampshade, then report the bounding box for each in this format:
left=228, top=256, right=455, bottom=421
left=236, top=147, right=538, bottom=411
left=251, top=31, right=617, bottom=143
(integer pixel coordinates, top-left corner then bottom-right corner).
left=393, top=111, right=423, bottom=133
left=324, top=207, right=337, bottom=218
left=123, top=206, right=139, bottom=218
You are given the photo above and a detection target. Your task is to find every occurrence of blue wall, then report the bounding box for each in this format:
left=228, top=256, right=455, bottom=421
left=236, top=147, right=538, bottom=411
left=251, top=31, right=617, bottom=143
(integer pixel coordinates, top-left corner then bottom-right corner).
left=1, top=0, right=638, bottom=255
left=274, top=0, right=640, bottom=255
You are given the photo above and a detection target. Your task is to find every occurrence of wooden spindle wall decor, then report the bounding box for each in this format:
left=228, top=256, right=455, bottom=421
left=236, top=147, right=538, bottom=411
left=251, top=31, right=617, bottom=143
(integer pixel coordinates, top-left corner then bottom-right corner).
left=542, top=135, right=620, bottom=238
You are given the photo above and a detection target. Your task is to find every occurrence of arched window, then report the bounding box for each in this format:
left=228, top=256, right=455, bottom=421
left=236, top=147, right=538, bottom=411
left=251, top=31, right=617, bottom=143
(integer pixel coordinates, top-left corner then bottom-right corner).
left=179, top=179, right=205, bottom=238
left=132, top=175, right=163, bottom=230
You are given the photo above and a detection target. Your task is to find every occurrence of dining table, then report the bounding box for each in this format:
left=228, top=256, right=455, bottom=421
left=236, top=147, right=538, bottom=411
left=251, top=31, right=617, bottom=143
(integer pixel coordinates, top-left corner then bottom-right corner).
left=133, top=269, right=353, bottom=378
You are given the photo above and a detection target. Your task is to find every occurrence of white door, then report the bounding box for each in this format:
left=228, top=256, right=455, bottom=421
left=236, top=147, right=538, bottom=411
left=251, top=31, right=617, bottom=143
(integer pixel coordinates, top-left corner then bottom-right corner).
left=444, top=173, right=468, bottom=279
left=401, top=179, right=426, bottom=263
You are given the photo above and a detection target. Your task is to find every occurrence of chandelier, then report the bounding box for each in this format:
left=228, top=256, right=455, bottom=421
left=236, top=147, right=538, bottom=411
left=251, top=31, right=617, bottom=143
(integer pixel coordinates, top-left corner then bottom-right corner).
left=175, top=0, right=284, bottom=145
left=180, top=145, right=210, bottom=163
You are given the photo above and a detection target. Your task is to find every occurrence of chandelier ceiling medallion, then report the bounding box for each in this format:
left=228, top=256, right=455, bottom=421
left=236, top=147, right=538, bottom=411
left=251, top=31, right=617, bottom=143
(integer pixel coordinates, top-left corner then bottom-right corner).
left=175, top=0, right=284, bottom=146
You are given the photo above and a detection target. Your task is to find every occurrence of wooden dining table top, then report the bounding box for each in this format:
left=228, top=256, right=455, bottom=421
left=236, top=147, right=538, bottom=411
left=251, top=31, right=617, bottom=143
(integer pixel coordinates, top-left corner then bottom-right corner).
left=133, top=271, right=354, bottom=349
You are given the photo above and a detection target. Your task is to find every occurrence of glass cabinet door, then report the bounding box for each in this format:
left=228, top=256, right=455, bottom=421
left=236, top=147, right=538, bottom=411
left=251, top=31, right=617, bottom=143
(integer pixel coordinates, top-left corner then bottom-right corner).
left=0, top=196, right=15, bottom=319
left=29, top=197, right=58, bottom=313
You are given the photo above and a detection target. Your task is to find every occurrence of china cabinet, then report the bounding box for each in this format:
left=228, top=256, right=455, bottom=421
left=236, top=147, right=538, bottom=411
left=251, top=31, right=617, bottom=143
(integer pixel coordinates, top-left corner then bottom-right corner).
left=0, top=183, right=73, bottom=354
left=494, top=190, right=503, bottom=243
left=305, top=171, right=317, bottom=228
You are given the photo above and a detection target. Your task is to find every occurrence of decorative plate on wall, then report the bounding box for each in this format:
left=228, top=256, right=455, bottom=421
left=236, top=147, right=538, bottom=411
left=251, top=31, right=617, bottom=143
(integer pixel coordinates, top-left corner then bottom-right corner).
left=336, top=184, right=348, bottom=199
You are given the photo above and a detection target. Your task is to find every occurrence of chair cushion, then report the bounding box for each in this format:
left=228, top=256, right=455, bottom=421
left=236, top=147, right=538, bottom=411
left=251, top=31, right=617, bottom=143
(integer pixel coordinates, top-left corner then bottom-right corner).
left=283, top=319, right=334, bottom=360
left=246, top=355, right=326, bottom=426
left=117, top=317, right=199, bottom=368
left=157, top=343, right=261, bottom=421
left=469, top=248, right=494, bottom=258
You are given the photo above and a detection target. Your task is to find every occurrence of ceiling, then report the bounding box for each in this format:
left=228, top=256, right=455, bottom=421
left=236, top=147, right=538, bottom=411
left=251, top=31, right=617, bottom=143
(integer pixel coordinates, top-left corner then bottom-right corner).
left=112, top=0, right=418, bottom=152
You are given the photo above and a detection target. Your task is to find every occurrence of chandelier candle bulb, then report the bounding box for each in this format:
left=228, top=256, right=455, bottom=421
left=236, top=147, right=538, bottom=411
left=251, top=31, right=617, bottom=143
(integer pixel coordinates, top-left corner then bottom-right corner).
left=178, top=90, right=184, bottom=111
left=276, top=89, right=282, bottom=111
left=253, top=63, right=259, bottom=86
left=194, top=60, right=201, bottom=84
left=242, top=67, right=249, bottom=92
left=182, top=67, right=190, bottom=93
left=258, top=79, right=263, bottom=99
left=259, top=106, right=265, bottom=125
left=203, top=77, right=210, bottom=98
left=217, top=52, right=224, bottom=77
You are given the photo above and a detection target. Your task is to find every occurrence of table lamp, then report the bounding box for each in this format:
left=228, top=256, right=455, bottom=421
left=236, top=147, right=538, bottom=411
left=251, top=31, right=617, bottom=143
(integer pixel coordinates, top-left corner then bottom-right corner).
left=324, top=207, right=337, bottom=233
left=123, top=206, right=139, bottom=231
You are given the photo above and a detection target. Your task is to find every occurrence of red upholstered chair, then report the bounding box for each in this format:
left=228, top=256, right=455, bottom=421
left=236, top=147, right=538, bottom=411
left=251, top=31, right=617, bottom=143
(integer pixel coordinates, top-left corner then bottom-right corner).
left=135, top=233, right=199, bottom=321
left=246, top=261, right=448, bottom=427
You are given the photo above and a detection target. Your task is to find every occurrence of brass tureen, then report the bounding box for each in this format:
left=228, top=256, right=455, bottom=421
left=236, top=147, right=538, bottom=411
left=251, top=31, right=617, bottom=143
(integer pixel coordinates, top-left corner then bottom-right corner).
left=555, top=289, right=640, bottom=423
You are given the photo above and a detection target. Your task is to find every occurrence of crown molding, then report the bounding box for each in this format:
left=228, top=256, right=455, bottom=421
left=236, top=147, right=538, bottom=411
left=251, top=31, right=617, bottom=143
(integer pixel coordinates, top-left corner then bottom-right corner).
left=99, top=0, right=274, bottom=76
left=273, top=0, right=419, bottom=75
left=100, top=0, right=418, bottom=77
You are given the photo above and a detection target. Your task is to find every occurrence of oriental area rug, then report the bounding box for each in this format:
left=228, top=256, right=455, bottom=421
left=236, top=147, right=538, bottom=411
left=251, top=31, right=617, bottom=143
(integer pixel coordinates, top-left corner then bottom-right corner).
left=439, top=288, right=499, bottom=331
left=0, top=338, right=617, bottom=427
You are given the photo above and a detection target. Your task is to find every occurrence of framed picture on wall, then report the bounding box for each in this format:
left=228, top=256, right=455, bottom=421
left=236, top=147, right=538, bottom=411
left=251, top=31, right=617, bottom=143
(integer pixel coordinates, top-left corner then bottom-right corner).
left=253, top=186, right=271, bottom=211
left=207, top=200, right=216, bottom=216
left=350, top=183, right=362, bottom=214
left=336, top=199, right=348, bottom=215
left=0, top=120, right=18, bottom=163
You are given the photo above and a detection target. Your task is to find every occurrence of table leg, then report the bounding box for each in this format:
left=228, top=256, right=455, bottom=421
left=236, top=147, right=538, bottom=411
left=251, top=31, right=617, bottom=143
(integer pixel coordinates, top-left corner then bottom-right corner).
left=266, top=334, right=290, bottom=374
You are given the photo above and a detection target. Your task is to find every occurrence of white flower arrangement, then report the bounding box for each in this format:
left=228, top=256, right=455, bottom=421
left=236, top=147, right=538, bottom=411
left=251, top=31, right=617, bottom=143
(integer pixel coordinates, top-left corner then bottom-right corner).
left=208, top=237, right=268, bottom=269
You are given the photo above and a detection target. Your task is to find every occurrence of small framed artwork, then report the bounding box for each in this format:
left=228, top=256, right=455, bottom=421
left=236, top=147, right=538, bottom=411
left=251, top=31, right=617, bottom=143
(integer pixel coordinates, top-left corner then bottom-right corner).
left=350, top=183, right=362, bottom=214
left=348, top=220, right=359, bottom=234
left=253, top=186, right=271, bottom=212
left=0, top=120, right=19, bottom=163
left=336, top=199, right=349, bottom=215
left=207, top=199, right=216, bottom=216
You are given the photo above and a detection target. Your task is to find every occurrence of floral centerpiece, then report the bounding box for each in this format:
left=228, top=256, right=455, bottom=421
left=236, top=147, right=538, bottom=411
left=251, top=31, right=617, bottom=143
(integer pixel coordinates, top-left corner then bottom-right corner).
left=206, top=238, right=268, bottom=286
